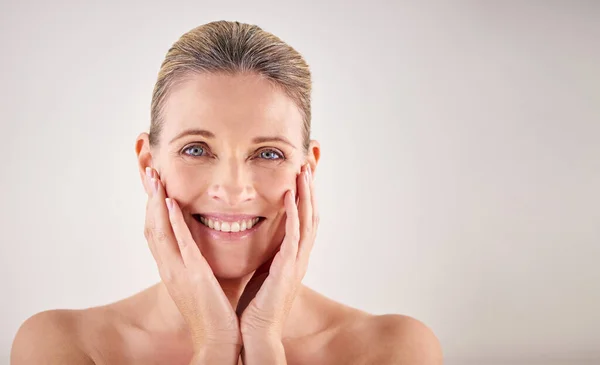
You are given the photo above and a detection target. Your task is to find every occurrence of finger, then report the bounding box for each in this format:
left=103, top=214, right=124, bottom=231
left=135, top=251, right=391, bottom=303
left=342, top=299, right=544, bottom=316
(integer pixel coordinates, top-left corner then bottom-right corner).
left=282, top=189, right=300, bottom=261
left=297, top=164, right=313, bottom=258
left=296, top=165, right=315, bottom=264
left=144, top=169, right=160, bottom=264
left=165, top=197, right=210, bottom=270
left=143, top=167, right=154, bottom=195
left=308, top=165, right=319, bottom=230
left=147, top=175, right=184, bottom=270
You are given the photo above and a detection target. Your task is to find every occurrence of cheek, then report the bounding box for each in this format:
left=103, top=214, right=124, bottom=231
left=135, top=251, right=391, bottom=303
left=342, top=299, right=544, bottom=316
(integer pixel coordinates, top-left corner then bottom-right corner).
left=253, top=166, right=297, bottom=203
left=160, top=162, right=210, bottom=204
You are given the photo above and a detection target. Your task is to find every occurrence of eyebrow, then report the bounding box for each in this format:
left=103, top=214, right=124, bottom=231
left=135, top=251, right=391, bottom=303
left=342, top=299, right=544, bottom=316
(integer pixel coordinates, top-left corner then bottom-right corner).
left=252, top=135, right=296, bottom=149
left=170, top=128, right=296, bottom=149
left=169, top=129, right=215, bottom=144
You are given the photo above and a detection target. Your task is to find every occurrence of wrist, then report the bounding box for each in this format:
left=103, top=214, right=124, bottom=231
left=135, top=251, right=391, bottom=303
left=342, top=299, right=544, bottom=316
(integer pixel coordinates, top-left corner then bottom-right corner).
left=242, top=331, right=282, bottom=345
left=191, top=343, right=241, bottom=365
left=240, top=335, right=286, bottom=364
left=241, top=324, right=282, bottom=342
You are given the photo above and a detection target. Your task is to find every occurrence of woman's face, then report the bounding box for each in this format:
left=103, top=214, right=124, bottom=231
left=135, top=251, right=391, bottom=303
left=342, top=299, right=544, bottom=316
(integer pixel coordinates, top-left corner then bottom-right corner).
left=136, top=72, right=319, bottom=279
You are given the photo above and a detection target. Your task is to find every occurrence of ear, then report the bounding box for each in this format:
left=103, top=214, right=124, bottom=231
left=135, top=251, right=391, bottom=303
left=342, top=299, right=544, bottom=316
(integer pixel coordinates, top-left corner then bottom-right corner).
left=135, top=132, right=154, bottom=193
left=306, top=140, right=321, bottom=175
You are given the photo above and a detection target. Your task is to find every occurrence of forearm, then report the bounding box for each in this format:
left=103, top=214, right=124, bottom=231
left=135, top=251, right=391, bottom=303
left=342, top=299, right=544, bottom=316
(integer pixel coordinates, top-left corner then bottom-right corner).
left=240, top=336, right=287, bottom=365
left=189, top=344, right=242, bottom=365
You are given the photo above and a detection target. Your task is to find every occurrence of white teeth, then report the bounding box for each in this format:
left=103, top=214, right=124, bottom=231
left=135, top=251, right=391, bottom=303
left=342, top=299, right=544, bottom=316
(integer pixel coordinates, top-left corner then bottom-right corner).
left=198, top=216, right=261, bottom=232
left=221, top=222, right=231, bottom=232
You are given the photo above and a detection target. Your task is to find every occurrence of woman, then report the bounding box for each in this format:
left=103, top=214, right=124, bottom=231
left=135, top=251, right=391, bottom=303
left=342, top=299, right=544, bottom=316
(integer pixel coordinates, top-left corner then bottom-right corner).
left=11, top=20, right=442, bottom=364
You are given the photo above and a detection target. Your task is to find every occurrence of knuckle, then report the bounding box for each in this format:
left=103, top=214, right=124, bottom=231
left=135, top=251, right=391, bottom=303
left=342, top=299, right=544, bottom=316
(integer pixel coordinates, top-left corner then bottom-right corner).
left=178, top=238, right=190, bottom=249
left=143, top=226, right=153, bottom=240
left=313, top=215, right=320, bottom=227
left=289, top=231, right=300, bottom=242
left=154, top=229, right=169, bottom=244
left=160, top=267, right=180, bottom=284
left=188, top=270, right=204, bottom=283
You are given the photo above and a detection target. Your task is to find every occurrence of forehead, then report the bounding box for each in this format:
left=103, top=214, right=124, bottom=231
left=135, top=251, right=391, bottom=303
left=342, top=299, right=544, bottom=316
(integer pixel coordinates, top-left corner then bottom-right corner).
left=161, top=72, right=304, bottom=144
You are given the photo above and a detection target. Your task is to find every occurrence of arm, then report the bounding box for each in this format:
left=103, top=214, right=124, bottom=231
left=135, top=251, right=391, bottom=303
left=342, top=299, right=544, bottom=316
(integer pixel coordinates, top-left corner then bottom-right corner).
left=10, top=310, right=95, bottom=365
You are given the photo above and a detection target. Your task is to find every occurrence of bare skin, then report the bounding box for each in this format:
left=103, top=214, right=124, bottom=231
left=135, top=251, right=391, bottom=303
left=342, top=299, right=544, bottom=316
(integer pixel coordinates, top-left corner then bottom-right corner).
left=10, top=72, right=442, bottom=364
left=11, top=283, right=440, bottom=364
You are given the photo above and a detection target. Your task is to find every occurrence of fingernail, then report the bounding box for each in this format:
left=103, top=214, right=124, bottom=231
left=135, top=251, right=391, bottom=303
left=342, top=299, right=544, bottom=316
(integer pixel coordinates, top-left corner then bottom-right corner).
left=145, top=167, right=152, bottom=179
left=165, top=198, right=173, bottom=212
left=150, top=178, right=158, bottom=194
left=307, top=164, right=312, bottom=178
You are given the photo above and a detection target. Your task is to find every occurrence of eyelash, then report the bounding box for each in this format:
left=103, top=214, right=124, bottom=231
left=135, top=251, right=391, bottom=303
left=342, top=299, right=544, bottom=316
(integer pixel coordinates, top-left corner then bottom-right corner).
left=181, top=144, right=285, bottom=161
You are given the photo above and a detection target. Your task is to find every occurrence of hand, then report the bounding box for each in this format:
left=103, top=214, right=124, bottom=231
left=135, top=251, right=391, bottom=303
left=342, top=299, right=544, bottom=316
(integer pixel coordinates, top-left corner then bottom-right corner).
left=142, top=167, right=242, bottom=356
left=236, top=164, right=319, bottom=341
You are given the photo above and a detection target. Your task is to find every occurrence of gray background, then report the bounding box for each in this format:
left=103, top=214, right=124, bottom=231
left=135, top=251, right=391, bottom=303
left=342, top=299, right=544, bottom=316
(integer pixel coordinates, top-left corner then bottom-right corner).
left=1, top=1, right=599, bottom=364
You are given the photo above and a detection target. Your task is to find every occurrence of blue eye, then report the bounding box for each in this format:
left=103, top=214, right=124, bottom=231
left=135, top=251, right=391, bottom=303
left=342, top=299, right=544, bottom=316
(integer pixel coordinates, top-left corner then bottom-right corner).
left=259, top=149, right=282, bottom=160
left=183, top=145, right=205, bottom=157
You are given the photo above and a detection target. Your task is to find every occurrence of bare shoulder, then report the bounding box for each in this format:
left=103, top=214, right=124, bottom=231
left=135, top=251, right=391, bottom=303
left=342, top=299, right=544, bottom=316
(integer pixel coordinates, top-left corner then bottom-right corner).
left=333, top=313, right=443, bottom=365
left=301, top=287, right=443, bottom=364
left=366, top=314, right=442, bottom=364
left=10, top=309, right=96, bottom=365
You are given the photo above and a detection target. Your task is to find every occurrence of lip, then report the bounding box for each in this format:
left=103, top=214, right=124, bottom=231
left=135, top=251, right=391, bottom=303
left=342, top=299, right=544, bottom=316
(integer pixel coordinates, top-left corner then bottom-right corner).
left=196, top=213, right=263, bottom=221
left=192, top=214, right=265, bottom=241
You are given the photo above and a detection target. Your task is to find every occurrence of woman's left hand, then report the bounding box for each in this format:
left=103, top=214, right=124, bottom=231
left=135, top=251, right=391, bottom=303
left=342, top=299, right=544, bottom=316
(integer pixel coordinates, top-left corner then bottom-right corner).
left=236, top=163, right=318, bottom=343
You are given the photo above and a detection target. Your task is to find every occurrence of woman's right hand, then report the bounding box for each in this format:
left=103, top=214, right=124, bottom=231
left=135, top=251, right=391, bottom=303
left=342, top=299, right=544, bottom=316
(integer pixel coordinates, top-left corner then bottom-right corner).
left=142, top=167, right=242, bottom=361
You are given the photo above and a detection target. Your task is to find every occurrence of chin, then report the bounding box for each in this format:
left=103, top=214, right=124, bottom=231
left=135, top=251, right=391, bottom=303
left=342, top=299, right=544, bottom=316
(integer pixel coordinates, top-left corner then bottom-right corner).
left=193, top=239, right=266, bottom=280
left=205, top=257, right=256, bottom=280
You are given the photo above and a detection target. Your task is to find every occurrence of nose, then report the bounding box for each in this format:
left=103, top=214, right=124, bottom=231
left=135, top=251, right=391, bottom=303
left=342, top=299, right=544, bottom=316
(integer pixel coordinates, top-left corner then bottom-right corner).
left=208, top=157, right=256, bottom=207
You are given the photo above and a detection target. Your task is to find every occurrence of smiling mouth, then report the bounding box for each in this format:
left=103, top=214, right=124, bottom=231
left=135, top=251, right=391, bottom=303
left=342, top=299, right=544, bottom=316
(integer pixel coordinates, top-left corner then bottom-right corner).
left=192, top=214, right=265, bottom=233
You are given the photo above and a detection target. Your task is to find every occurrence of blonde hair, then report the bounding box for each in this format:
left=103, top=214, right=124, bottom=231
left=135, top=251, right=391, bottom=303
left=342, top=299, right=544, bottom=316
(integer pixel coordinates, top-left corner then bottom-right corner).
left=149, top=20, right=312, bottom=150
